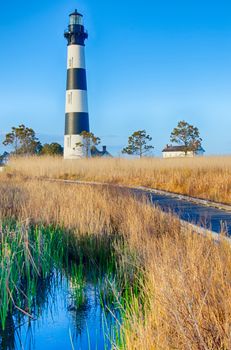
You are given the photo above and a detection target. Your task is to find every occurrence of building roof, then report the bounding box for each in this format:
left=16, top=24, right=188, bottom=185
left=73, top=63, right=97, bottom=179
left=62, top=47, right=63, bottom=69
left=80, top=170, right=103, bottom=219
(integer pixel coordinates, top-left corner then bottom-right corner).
left=162, top=145, right=205, bottom=152
left=0, top=151, right=9, bottom=165
left=91, top=146, right=112, bottom=158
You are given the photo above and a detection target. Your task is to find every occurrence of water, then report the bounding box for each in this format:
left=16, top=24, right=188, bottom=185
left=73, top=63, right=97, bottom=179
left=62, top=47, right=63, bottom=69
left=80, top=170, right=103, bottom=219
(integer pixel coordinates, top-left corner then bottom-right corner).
left=0, top=271, right=119, bottom=350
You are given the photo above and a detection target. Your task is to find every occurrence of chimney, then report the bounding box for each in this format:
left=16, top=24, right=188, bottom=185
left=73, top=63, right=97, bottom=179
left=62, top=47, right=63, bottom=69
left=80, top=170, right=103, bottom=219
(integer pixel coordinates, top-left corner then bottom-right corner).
left=102, top=145, right=107, bottom=153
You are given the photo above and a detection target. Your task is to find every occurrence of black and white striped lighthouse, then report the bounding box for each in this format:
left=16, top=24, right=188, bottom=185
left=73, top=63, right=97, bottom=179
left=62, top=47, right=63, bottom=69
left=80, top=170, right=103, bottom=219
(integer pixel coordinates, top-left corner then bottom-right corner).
left=64, top=10, right=89, bottom=159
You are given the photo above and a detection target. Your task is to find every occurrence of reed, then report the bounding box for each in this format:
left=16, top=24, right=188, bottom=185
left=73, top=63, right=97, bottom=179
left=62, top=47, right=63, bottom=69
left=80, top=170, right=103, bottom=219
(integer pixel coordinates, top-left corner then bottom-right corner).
left=0, top=174, right=231, bottom=349
left=0, top=223, right=67, bottom=330
left=6, top=155, right=231, bottom=204
left=0, top=220, right=142, bottom=340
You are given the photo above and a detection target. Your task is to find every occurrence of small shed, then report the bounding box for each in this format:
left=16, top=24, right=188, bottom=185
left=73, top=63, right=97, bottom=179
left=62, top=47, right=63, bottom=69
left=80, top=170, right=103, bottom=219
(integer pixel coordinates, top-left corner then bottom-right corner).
left=162, top=145, right=205, bottom=158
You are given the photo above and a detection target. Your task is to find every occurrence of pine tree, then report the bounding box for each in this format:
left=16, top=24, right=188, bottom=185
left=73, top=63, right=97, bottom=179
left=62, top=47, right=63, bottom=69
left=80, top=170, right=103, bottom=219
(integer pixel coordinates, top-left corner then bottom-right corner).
left=170, top=120, right=202, bottom=155
left=122, top=130, right=154, bottom=158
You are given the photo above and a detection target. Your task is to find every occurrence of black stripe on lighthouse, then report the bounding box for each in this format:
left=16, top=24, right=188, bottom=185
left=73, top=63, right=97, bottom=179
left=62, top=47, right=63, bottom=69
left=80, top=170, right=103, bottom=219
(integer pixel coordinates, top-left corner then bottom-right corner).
left=66, top=68, right=87, bottom=91
left=65, top=112, right=89, bottom=135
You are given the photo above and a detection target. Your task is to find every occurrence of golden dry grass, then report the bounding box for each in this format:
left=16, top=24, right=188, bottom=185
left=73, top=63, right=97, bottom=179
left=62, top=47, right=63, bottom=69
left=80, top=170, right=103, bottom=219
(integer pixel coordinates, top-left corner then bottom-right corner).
left=6, top=155, right=231, bottom=204
left=0, top=174, right=231, bottom=349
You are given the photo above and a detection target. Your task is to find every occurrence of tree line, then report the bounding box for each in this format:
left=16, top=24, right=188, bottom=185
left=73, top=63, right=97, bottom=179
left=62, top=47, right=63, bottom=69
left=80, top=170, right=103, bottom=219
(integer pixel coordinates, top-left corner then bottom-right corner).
left=1, top=120, right=202, bottom=158
left=2, top=124, right=63, bottom=156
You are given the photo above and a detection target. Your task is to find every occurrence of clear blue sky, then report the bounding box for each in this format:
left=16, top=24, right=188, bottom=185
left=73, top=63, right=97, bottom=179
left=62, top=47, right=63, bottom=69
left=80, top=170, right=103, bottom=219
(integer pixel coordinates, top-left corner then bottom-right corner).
left=0, top=0, right=231, bottom=155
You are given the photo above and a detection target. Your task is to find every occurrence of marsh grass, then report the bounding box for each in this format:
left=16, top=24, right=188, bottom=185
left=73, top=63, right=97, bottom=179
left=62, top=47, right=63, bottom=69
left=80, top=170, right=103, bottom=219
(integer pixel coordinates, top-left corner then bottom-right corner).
left=68, top=262, right=86, bottom=309
left=0, top=176, right=231, bottom=349
left=6, top=155, right=231, bottom=204
left=0, top=223, right=68, bottom=330
left=0, top=219, right=145, bottom=347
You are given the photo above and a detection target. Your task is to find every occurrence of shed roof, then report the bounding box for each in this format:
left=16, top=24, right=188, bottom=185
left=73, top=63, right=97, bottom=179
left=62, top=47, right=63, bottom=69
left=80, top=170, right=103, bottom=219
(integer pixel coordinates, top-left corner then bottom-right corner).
left=91, top=146, right=112, bottom=158
left=162, top=145, right=205, bottom=152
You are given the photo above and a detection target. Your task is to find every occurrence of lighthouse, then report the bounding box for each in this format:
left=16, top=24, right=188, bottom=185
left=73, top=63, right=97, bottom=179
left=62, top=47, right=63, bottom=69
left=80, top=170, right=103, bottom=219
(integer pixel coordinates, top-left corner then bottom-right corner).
left=64, top=10, right=90, bottom=159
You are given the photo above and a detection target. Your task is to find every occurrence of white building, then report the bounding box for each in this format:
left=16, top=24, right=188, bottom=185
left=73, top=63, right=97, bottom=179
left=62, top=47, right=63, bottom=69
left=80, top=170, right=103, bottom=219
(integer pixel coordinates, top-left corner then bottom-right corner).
left=162, top=145, right=205, bottom=158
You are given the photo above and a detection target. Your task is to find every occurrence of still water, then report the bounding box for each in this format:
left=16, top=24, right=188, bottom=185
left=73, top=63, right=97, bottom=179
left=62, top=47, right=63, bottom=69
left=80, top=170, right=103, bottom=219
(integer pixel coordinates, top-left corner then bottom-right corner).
left=0, top=272, right=119, bottom=350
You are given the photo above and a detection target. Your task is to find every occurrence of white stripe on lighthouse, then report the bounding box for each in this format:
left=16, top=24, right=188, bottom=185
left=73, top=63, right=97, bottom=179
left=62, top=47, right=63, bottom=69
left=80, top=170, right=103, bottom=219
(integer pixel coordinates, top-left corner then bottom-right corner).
left=65, top=90, right=88, bottom=113
left=64, top=134, right=85, bottom=159
left=67, top=45, right=86, bottom=69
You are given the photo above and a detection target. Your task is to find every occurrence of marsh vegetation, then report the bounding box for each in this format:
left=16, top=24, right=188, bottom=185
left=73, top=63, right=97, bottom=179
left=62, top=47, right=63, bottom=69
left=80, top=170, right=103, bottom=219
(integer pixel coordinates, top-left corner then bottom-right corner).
left=0, top=222, right=129, bottom=349
left=0, top=164, right=231, bottom=349
left=7, top=155, right=231, bottom=204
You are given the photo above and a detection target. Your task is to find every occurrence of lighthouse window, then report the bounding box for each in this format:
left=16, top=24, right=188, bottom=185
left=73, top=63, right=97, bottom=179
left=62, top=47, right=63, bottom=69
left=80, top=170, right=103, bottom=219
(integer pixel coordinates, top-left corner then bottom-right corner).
left=70, top=15, right=83, bottom=25
left=68, top=92, right=72, bottom=104
left=67, top=137, right=71, bottom=148
left=68, top=57, right=73, bottom=68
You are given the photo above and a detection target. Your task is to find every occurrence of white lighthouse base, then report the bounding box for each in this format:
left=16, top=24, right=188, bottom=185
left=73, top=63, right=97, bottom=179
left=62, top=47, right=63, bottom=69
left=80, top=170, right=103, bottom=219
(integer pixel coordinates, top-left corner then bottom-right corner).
left=64, top=134, right=90, bottom=159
